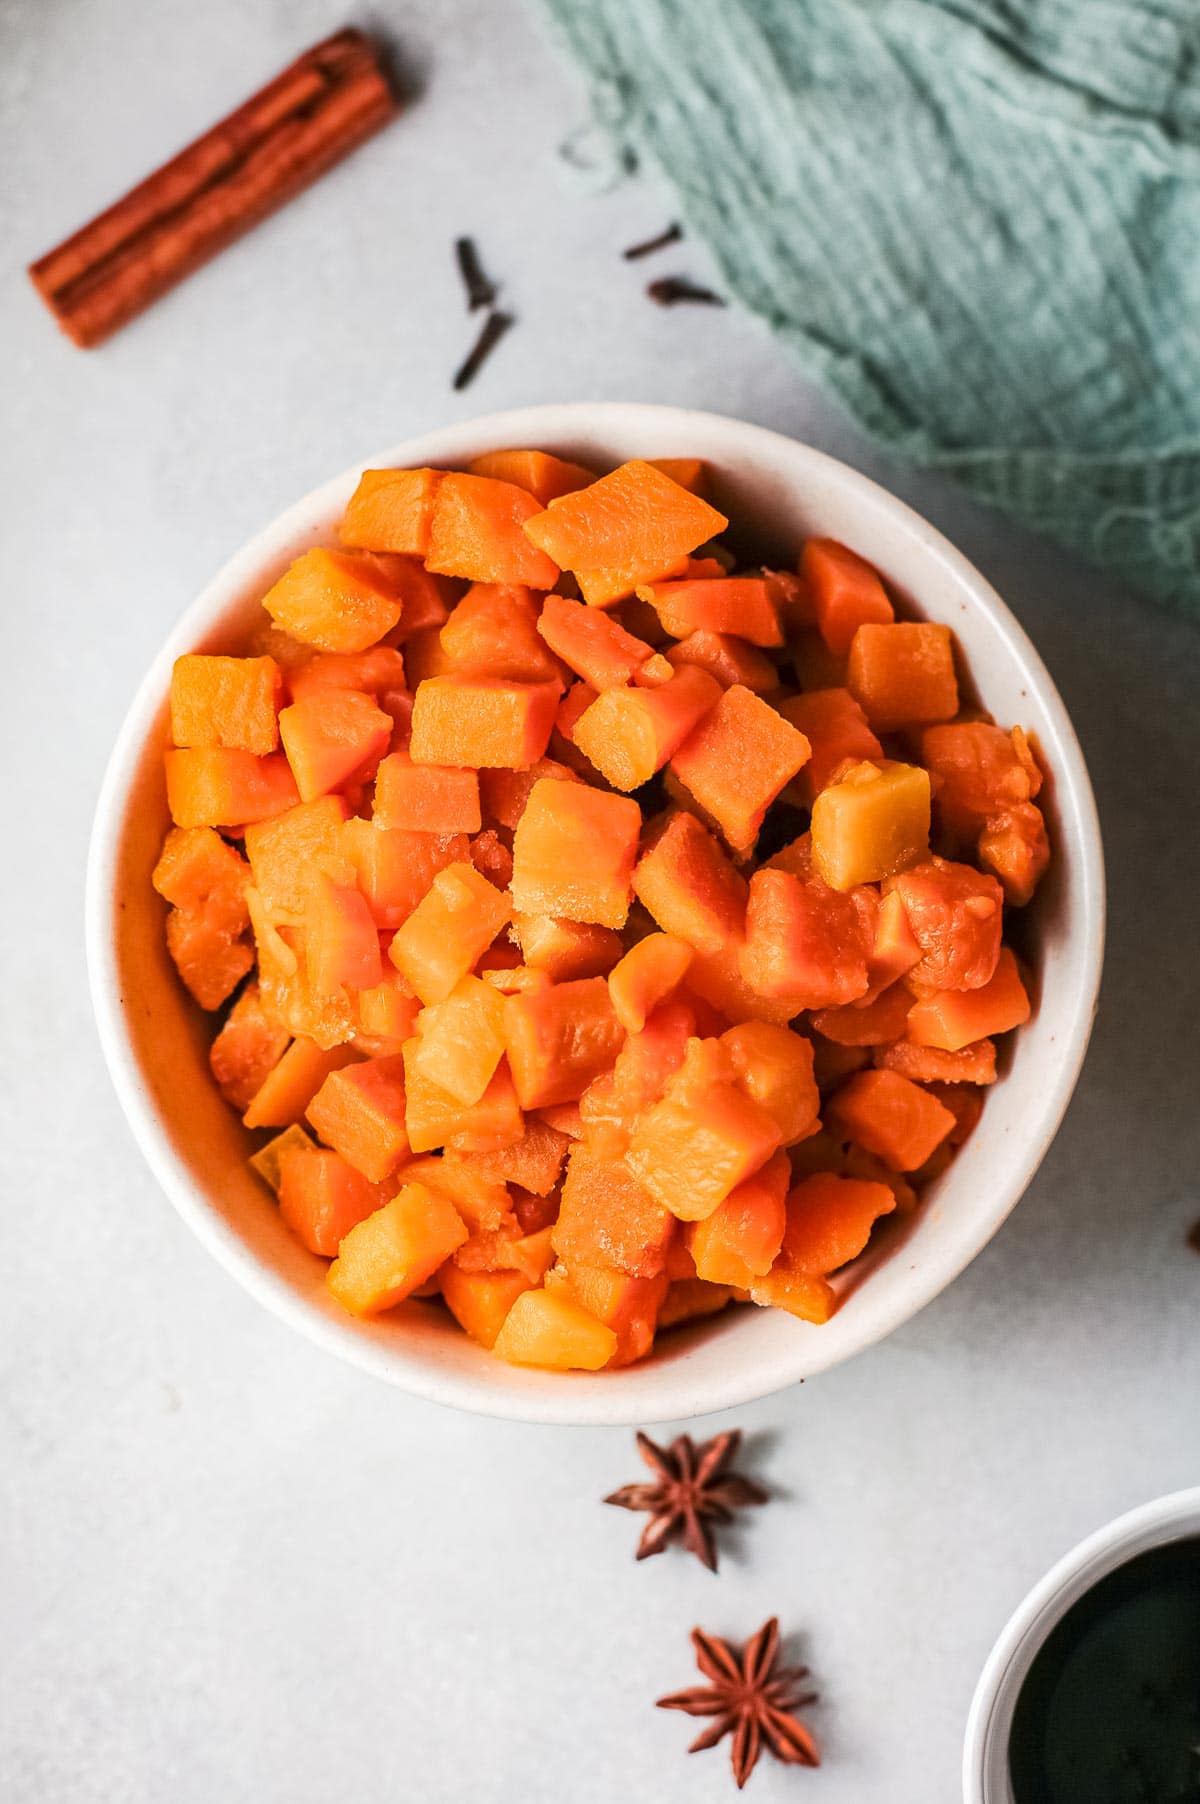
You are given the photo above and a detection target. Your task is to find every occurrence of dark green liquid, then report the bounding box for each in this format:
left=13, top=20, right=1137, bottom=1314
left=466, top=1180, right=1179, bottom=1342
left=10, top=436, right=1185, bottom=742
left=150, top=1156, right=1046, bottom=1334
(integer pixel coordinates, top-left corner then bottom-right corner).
left=1009, top=1538, right=1200, bottom=1803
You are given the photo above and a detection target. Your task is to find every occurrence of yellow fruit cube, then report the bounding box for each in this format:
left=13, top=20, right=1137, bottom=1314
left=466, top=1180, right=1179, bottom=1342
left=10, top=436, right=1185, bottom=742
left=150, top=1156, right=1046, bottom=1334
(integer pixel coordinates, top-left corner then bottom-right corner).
left=328, top=1182, right=466, bottom=1316
left=409, top=976, right=508, bottom=1106
left=810, top=760, right=930, bottom=890
left=491, top=1287, right=617, bottom=1369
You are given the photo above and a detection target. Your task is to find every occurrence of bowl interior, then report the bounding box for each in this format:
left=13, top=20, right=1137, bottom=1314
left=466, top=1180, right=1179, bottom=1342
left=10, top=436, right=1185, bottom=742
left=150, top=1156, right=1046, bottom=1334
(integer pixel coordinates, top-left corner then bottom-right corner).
left=89, top=403, right=1103, bottom=1423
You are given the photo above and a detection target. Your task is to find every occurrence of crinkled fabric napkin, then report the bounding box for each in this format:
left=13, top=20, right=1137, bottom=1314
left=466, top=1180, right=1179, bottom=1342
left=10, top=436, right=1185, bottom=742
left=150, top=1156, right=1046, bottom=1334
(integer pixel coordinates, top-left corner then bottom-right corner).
left=534, top=0, right=1200, bottom=615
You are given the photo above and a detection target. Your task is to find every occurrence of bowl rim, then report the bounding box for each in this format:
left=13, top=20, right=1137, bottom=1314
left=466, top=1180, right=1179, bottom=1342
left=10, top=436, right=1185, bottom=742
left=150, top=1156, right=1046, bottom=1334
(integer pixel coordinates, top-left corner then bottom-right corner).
left=962, top=1485, right=1200, bottom=1803
left=86, top=401, right=1105, bottom=1424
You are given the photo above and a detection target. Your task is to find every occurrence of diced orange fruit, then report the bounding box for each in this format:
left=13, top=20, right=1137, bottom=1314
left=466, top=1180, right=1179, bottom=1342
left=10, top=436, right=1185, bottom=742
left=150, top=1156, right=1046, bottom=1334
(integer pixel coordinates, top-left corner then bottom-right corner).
left=720, top=1020, right=819, bottom=1144
left=439, top=583, right=563, bottom=685
left=153, top=825, right=250, bottom=934
left=551, top=1144, right=676, bottom=1278
left=444, top=1115, right=569, bottom=1197
left=305, top=874, right=382, bottom=996
left=492, top=1286, right=617, bottom=1369
left=812, top=982, right=913, bottom=1047
left=469, top=828, right=514, bottom=889
left=826, top=1068, right=955, bottom=1171
left=425, top=472, right=561, bottom=588
left=648, top=456, right=709, bottom=495
left=642, top=576, right=783, bottom=648
left=287, top=646, right=407, bottom=702
left=453, top=1222, right=555, bottom=1285
left=777, top=688, right=882, bottom=804
left=262, top=547, right=404, bottom=652
left=171, top=654, right=281, bottom=754
left=770, top=1170, right=896, bottom=1275
left=164, top=908, right=253, bottom=1009
left=687, top=1148, right=790, bottom=1286
left=870, top=890, right=922, bottom=991
left=409, top=675, right=559, bottom=770
left=523, top=460, right=727, bottom=608
left=573, top=665, right=721, bottom=791
left=847, top=622, right=959, bottom=731
left=886, top=858, right=1003, bottom=993
left=608, top=933, right=693, bottom=1034
left=278, top=1146, right=390, bottom=1256
left=537, top=592, right=654, bottom=690
left=749, top=1264, right=835, bottom=1323
left=811, top=760, right=930, bottom=889
left=544, top=1263, right=668, bottom=1365
left=410, top=976, right=508, bottom=1105
left=878, top=1038, right=997, bottom=1085
left=373, top=749, right=481, bottom=833
left=466, top=448, right=596, bottom=506
left=340, top=468, right=439, bottom=556
left=511, top=777, right=642, bottom=929
left=741, top=866, right=875, bottom=1009
left=441, top=1265, right=534, bottom=1349
left=328, top=1181, right=467, bottom=1315
left=339, top=818, right=468, bottom=929
left=625, top=1040, right=783, bottom=1221
left=658, top=1278, right=742, bottom=1328
left=503, top=976, right=625, bottom=1110
left=278, top=689, right=391, bottom=802
left=801, top=538, right=895, bottom=655
left=978, top=804, right=1050, bottom=906
left=686, top=944, right=800, bottom=1029
left=209, top=982, right=291, bottom=1110
left=666, top=630, right=779, bottom=694
left=921, top=722, right=1041, bottom=840
left=243, top=796, right=349, bottom=917
left=402, top=1046, right=524, bottom=1155
left=248, top=1122, right=316, bottom=1194
left=165, top=748, right=299, bottom=828
left=306, top=1054, right=411, bottom=1183
left=633, top=810, right=747, bottom=956
left=513, top=915, right=624, bottom=983
left=904, top=946, right=1030, bottom=1051
left=373, top=555, right=454, bottom=634
left=478, top=757, right=579, bottom=830
left=357, top=967, right=421, bottom=1045
left=670, top=684, right=810, bottom=851
left=388, top=861, right=511, bottom=1004
left=242, top=1038, right=358, bottom=1130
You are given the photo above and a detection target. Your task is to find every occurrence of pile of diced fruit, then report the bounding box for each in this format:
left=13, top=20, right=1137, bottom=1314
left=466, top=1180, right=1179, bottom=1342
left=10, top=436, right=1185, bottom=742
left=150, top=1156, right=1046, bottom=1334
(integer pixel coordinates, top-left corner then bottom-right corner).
left=152, top=449, right=1049, bottom=1370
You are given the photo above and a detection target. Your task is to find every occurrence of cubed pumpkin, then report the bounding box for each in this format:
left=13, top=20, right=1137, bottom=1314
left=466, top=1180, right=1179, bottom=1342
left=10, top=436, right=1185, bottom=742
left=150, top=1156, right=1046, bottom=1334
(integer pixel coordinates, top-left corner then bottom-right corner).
left=511, top=778, right=642, bottom=929
left=328, top=1182, right=467, bottom=1315
left=409, top=675, right=559, bottom=770
left=170, top=654, right=282, bottom=754
left=262, top=547, right=404, bottom=652
left=670, top=684, right=810, bottom=852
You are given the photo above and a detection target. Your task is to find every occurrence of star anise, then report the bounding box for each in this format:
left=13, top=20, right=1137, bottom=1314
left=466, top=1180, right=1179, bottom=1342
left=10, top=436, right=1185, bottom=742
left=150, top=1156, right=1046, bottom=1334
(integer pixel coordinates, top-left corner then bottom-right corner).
left=604, top=1429, right=767, bottom=1570
left=657, top=1616, right=819, bottom=1789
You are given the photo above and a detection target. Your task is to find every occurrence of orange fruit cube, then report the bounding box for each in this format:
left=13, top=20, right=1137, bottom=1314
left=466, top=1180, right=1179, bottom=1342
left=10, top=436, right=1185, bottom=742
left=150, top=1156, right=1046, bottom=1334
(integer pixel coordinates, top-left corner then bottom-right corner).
left=170, top=654, right=282, bottom=754
left=511, top=777, right=642, bottom=929
left=328, top=1182, right=467, bottom=1315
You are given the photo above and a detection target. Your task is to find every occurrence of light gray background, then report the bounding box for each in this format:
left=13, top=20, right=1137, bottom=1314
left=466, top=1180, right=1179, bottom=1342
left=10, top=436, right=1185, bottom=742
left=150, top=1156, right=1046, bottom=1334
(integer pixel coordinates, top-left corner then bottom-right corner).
left=3, top=4, right=1199, bottom=1800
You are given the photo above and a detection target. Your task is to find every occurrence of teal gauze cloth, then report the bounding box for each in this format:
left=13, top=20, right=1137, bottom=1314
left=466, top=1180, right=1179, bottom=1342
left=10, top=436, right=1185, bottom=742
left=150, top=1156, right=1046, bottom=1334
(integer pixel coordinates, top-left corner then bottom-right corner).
left=534, top=0, right=1200, bottom=615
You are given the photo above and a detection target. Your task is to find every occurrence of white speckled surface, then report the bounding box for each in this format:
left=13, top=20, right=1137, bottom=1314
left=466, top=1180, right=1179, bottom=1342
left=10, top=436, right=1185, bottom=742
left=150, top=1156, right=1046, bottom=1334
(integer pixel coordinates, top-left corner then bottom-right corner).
left=2, top=4, right=1199, bottom=1800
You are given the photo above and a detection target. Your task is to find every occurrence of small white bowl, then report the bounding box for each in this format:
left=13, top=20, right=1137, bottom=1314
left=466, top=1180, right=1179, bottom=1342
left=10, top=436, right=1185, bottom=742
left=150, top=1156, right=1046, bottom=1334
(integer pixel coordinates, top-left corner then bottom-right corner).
left=86, top=402, right=1104, bottom=1425
left=964, top=1486, right=1200, bottom=1802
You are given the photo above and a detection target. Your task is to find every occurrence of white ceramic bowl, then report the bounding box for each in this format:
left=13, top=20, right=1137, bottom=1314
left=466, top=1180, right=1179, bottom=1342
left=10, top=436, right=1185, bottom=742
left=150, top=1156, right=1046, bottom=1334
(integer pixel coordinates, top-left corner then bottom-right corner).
left=964, top=1486, right=1200, bottom=1801
left=86, top=402, right=1104, bottom=1424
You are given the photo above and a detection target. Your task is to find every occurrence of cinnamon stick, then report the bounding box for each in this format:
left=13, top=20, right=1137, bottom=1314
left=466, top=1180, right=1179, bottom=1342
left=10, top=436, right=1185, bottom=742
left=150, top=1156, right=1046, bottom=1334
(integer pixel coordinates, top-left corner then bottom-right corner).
left=28, top=29, right=397, bottom=348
